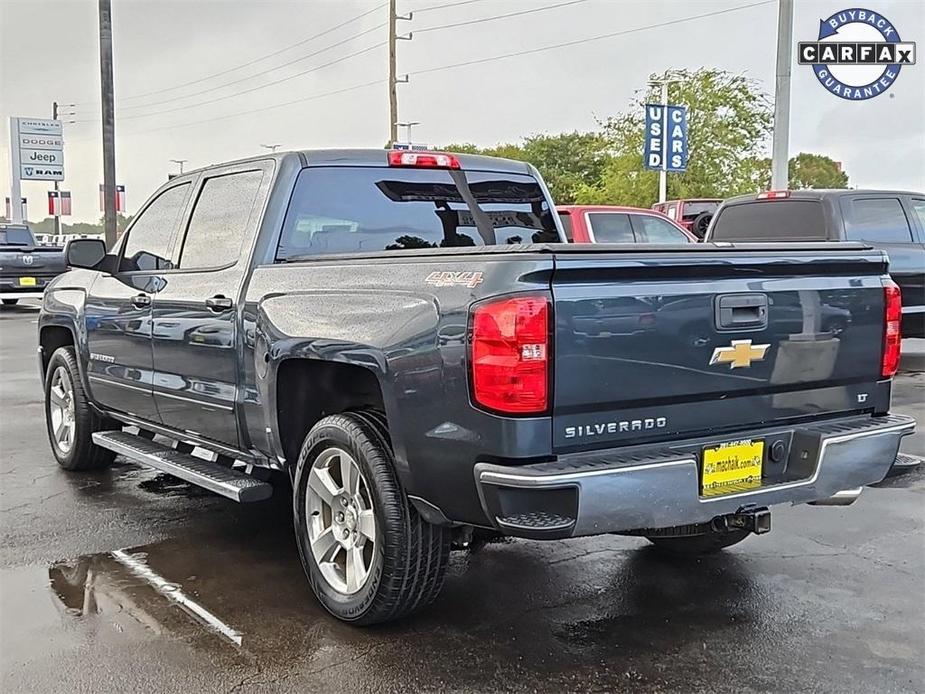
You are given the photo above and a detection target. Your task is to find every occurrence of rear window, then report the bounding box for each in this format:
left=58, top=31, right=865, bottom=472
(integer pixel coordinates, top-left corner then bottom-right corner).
left=0, top=227, right=34, bottom=246
left=710, top=200, right=826, bottom=241
left=277, top=167, right=559, bottom=259
left=587, top=213, right=634, bottom=243
left=680, top=201, right=720, bottom=219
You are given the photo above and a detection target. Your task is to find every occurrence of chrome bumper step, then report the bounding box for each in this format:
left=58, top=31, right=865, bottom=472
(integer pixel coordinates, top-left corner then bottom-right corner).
left=92, top=431, right=273, bottom=503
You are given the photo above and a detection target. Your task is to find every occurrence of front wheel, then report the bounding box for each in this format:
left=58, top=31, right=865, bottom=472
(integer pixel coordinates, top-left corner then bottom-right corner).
left=646, top=528, right=750, bottom=556
left=293, top=412, right=451, bottom=625
left=44, top=346, right=116, bottom=471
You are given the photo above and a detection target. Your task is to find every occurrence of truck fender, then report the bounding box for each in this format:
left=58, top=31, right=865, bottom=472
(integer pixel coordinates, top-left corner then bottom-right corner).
left=254, top=290, right=441, bottom=486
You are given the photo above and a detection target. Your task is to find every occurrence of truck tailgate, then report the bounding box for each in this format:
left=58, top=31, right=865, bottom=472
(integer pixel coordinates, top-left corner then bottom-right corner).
left=551, top=245, right=888, bottom=451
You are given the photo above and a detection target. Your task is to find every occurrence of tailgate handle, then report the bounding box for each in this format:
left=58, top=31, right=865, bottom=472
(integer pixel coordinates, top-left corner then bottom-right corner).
left=715, top=293, right=768, bottom=331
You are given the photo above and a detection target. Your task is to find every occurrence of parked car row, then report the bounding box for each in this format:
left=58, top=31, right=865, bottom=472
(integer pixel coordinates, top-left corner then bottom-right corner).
left=558, top=190, right=925, bottom=338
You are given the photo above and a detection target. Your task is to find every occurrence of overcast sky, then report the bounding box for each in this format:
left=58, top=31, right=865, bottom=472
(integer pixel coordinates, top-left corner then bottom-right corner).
left=1, top=0, right=923, bottom=223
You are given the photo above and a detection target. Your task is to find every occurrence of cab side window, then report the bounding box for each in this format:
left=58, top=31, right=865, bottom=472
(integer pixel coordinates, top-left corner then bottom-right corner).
left=119, top=183, right=191, bottom=272
left=177, top=171, right=264, bottom=270
left=844, top=198, right=913, bottom=243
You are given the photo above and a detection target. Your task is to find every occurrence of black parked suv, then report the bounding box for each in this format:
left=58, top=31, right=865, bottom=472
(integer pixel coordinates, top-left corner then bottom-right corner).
left=706, top=190, right=925, bottom=337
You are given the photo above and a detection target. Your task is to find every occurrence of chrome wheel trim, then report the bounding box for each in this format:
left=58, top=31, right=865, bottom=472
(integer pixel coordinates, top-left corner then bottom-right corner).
left=49, top=366, right=76, bottom=455
left=305, top=447, right=377, bottom=595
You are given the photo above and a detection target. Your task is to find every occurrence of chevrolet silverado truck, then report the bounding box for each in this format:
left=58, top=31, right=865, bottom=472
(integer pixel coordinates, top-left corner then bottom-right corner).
left=39, top=149, right=915, bottom=625
left=0, top=224, right=67, bottom=305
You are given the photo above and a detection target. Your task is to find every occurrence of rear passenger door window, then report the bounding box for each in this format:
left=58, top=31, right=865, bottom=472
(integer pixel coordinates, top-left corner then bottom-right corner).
left=119, top=183, right=190, bottom=272
left=631, top=214, right=691, bottom=243
left=178, top=170, right=265, bottom=269
left=843, top=198, right=913, bottom=243
left=910, top=199, right=925, bottom=235
left=586, top=213, right=634, bottom=243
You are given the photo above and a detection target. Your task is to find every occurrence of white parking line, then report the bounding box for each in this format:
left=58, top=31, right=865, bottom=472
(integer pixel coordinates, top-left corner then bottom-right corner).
left=111, top=549, right=243, bottom=647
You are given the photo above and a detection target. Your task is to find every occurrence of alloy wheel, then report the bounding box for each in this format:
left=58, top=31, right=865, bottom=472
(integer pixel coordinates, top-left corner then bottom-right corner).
left=305, top=447, right=377, bottom=594
left=48, top=366, right=76, bottom=455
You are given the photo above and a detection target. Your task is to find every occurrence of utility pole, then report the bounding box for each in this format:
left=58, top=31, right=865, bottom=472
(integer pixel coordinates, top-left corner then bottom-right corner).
left=771, top=0, right=794, bottom=190
left=170, top=159, right=187, bottom=175
left=98, top=0, right=117, bottom=247
left=52, top=102, right=61, bottom=237
left=387, top=1, right=412, bottom=147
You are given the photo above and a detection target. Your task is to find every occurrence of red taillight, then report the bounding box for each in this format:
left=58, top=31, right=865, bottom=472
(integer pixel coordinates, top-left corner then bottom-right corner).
left=757, top=190, right=791, bottom=199
left=882, top=280, right=902, bottom=378
left=388, top=150, right=460, bottom=169
left=471, top=296, right=549, bottom=414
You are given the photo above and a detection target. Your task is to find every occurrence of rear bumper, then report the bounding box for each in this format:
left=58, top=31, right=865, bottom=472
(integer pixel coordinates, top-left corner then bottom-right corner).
left=0, top=291, right=44, bottom=300
left=474, top=414, right=915, bottom=539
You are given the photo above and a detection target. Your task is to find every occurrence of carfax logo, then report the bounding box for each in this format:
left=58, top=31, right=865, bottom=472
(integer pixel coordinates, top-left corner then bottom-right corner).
left=798, top=8, right=916, bottom=100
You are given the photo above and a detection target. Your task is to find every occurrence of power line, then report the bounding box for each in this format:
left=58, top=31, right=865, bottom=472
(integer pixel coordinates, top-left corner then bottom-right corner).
left=117, top=22, right=387, bottom=111
left=122, top=79, right=385, bottom=136
left=75, top=2, right=387, bottom=105
left=416, top=0, right=590, bottom=33
left=414, top=0, right=494, bottom=14
left=76, top=41, right=387, bottom=122
left=79, top=0, right=772, bottom=138
left=411, top=0, right=774, bottom=77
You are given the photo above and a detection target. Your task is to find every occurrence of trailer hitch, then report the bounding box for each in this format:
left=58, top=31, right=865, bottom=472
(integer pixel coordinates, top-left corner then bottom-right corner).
left=711, top=505, right=771, bottom=535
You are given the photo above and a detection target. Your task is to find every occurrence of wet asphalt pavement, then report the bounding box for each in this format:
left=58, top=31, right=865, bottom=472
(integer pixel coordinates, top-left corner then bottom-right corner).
left=1, top=301, right=923, bottom=693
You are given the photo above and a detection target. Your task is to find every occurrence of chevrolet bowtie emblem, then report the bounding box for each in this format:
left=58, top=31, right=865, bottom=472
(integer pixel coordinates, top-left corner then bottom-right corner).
left=709, top=339, right=770, bottom=369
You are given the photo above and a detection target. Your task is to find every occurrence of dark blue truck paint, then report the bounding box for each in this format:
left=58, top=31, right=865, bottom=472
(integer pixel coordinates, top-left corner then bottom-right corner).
left=37, top=150, right=915, bottom=622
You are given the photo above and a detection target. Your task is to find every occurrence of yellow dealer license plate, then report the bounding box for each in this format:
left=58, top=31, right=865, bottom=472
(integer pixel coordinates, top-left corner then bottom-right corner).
left=19, top=276, right=37, bottom=287
left=701, top=439, right=764, bottom=497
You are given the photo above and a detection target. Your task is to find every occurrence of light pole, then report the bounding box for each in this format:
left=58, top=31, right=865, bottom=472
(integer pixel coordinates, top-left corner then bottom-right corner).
left=170, top=159, right=187, bottom=175
left=770, top=0, right=794, bottom=190
left=394, top=121, right=420, bottom=144
left=260, top=144, right=281, bottom=153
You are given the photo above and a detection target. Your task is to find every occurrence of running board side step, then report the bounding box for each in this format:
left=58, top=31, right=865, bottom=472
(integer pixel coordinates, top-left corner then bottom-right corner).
left=92, top=431, right=273, bottom=503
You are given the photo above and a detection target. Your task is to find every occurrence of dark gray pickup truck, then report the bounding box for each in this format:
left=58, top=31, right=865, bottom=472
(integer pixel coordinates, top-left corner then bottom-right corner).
left=39, top=150, right=914, bottom=624
left=0, top=224, right=67, bottom=305
left=706, top=190, right=925, bottom=338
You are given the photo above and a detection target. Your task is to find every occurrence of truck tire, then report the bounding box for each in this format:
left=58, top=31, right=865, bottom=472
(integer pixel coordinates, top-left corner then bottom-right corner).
left=2, top=299, right=18, bottom=306
left=293, top=412, right=451, bottom=625
left=44, top=346, right=116, bottom=471
left=646, top=528, right=750, bottom=556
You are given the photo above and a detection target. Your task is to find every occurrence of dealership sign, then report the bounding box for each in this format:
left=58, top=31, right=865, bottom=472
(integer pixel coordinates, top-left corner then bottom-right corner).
left=798, top=8, right=916, bottom=100
left=643, top=104, right=688, bottom=172
left=10, top=118, right=65, bottom=181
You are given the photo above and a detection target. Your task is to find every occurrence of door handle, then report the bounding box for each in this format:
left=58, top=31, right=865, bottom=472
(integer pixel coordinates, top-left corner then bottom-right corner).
left=131, top=293, right=151, bottom=308
left=205, top=295, right=233, bottom=312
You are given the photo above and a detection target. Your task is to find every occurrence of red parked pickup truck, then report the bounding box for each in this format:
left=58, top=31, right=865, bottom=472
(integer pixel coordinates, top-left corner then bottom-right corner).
left=557, top=205, right=697, bottom=244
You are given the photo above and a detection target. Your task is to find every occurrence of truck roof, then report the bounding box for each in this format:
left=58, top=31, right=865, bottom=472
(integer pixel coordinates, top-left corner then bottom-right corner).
left=723, top=189, right=922, bottom=205
left=183, top=148, right=535, bottom=176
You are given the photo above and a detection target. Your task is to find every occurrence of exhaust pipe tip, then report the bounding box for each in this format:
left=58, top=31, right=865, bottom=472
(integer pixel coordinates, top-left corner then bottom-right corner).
left=808, top=487, right=863, bottom=507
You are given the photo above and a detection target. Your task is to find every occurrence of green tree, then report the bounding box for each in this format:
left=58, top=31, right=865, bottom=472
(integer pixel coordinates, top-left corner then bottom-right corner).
left=444, top=131, right=612, bottom=204
left=787, top=152, right=849, bottom=189
left=579, top=68, right=774, bottom=206
left=746, top=153, right=850, bottom=191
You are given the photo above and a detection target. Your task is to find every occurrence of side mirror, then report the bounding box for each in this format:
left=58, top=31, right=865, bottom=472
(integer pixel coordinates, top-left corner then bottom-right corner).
left=66, top=238, right=107, bottom=270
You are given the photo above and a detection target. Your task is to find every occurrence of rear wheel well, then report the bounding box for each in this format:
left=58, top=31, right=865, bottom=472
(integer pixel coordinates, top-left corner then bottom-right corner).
left=276, top=359, right=386, bottom=466
left=39, top=326, right=75, bottom=375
